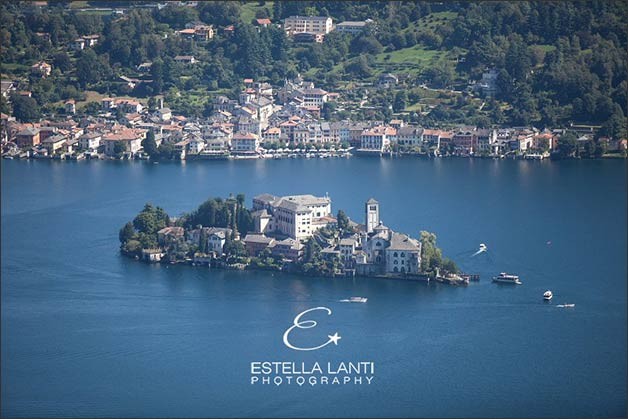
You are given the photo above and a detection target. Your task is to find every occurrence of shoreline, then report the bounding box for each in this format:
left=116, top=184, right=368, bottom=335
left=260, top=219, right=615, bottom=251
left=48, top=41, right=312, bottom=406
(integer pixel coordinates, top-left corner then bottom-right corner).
left=121, top=250, right=467, bottom=285
left=4, top=150, right=625, bottom=163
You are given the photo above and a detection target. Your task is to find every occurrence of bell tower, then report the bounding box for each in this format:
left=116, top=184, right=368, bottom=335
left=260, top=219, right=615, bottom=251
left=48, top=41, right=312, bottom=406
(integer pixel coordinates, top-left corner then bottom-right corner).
left=365, top=198, right=379, bottom=234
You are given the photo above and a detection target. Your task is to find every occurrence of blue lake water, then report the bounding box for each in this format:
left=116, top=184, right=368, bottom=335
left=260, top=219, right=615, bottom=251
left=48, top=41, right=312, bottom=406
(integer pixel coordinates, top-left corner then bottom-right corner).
left=1, top=157, right=626, bottom=417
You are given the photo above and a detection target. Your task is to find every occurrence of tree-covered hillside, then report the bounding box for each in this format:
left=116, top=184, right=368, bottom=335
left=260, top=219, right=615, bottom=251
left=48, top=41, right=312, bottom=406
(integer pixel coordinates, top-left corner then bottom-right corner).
left=1, top=1, right=626, bottom=134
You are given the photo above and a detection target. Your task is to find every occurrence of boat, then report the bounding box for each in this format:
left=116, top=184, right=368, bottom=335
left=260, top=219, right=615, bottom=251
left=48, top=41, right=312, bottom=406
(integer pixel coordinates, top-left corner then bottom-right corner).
left=492, top=272, right=522, bottom=285
left=556, top=303, right=575, bottom=308
left=479, top=243, right=487, bottom=251
left=340, top=297, right=368, bottom=303
left=543, top=290, right=553, bottom=300
left=349, top=297, right=367, bottom=303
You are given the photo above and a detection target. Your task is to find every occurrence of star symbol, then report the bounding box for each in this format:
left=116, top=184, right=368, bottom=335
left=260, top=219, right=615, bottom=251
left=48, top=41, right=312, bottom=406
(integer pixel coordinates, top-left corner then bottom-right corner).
left=328, top=332, right=342, bottom=345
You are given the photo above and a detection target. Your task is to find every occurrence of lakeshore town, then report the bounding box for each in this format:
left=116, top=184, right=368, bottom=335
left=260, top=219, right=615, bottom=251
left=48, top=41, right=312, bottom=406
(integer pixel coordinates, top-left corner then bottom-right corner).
left=4, top=71, right=626, bottom=161
left=1, top=9, right=626, bottom=161
left=120, top=192, right=467, bottom=284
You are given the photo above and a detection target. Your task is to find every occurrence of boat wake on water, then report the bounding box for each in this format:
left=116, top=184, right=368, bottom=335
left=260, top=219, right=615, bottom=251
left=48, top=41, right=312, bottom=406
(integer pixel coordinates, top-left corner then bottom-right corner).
left=471, top=243, right=488, bottom=257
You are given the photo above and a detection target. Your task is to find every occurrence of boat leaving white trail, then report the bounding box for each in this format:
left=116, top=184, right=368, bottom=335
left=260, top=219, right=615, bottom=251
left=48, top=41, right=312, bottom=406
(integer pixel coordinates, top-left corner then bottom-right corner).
left=471, top=243, right=488, bottom=257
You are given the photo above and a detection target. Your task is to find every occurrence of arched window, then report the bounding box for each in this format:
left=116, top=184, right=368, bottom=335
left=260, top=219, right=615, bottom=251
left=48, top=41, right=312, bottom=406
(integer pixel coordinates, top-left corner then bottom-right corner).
left=401, top=267, right=406, bottom=273
left=393, top=252, right=398, bottom=257
left=376, top=241, right=381, bottom=247
left=393, top=267, right=399, bottom=273
left=394, top=260, right=398, bottom=265
left=401, top=252, right=405, bottom=257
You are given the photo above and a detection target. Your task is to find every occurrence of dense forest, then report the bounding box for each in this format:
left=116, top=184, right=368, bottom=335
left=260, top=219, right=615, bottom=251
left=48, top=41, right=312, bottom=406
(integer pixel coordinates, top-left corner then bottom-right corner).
left=1, top=1, right=626, bottom=135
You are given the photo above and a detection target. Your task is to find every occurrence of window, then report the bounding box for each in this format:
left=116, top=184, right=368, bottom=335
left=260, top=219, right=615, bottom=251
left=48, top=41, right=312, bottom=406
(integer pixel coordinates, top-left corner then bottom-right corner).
left=393, top=267, right=399, bottom=273
left=376, top=242, right=381, bottom=247
left=401, top=252, right=405, bottom=257
left=393, top=252, right=398, bottom=257
left=394, top=260, right=398, bottom=265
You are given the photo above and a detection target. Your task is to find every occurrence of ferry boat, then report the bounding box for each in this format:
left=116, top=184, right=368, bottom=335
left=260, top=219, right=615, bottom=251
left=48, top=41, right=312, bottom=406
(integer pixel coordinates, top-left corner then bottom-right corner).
left=543, top=290, right=553, bottom=300
left=492, top=272, right=522, bottom=285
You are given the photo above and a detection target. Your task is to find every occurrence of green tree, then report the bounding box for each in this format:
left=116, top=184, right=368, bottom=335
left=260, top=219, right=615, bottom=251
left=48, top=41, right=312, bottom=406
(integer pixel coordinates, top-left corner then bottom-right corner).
left=10, top=94, right=41, bottom=122
left=141, top=131, right=158, bottom=156
left=113, top=141, right=126, bottom=157
left=557, top=131, right=578, bottom=158
left=76, top=48, right=102, bottom=88
left=393, top=90, right=408, bottom=112
left=442, top=258, right=459, bottom=274
left=304, top=238, right=321, bottom=263
left=157, top=141, right=174, bottom=159
left=337, top=210, right=350, bottom=232
left=119, top=222, right=136, bottom=244
left=132, top=203, right=169, bottom=235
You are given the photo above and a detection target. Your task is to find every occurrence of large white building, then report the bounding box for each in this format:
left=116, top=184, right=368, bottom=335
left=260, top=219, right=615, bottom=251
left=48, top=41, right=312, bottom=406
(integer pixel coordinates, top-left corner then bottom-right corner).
left=283, top=16, right=333, bottom=35
left=231, top=132, right=260, bottom=153
left=252, top=193, right=333, bottom=240
left=360, top=126, right=396, bottom=152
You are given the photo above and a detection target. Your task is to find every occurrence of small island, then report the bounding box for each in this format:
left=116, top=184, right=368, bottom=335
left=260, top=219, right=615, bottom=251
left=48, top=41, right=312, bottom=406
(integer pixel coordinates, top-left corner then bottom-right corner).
left=119, top=193, right=465, bottom=283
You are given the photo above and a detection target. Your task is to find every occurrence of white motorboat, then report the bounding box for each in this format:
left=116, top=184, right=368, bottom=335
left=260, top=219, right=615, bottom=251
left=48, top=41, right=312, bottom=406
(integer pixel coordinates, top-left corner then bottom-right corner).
left=556, top=303, right=575, bottom=308
left=340, top=297, right=368, bottom=303
left=543, top=290, right=553, bottom=300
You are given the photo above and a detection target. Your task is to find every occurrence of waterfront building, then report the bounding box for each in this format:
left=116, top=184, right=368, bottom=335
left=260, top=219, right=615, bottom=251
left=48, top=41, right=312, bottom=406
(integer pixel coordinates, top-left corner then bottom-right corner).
left=231, top=132, right=260, bottom=153
left=78, top=132, right=102, bottom=150
left=476, top=128, right=497, bottom=153
left=270, top=237, right=304, bottom=261
left=102, top=128, right=146, bottom=156
left=452, top=127, right=478, bottom=154
left=15, top=127, right=41, bottom=147
left=396, top=126, right=424, bottom=147
left=385, top=232, right=421, bottom=274
left=356, top=198, right=422, bottom=276
left=41, top=134, right=67, bottom=154
left=243, top=234, right=276, bottom=257
left=360, top=125, right=395, bottom=152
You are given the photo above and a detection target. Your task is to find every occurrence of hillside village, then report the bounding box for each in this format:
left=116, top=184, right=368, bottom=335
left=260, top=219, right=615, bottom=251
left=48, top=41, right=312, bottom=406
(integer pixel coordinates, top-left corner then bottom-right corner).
left=3, top=74, right=626, bottom=161
left=1, top=2, right=626, bottom=161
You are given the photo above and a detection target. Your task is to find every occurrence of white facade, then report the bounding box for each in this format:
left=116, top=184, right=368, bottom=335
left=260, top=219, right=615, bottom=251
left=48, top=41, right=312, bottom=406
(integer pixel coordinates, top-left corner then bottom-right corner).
left=284, top=16, right=333, bottom=35
left=79, top=133, right=101, bottom=150
left=231, top=133, right=260, bottom=153
left=253, top=193, right=332, bottom=240
left=365, top=198, right=379, bottom=233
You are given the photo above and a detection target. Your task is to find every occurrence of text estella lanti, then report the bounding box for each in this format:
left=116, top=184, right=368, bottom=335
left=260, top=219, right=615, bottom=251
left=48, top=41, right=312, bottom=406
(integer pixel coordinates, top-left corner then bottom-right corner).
left=250, top=361, right=375, bottom=375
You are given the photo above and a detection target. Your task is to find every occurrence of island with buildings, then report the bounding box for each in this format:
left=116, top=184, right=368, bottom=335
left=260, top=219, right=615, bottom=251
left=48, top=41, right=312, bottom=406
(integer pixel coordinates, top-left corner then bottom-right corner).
left=119, top=193, right=464, bottom=283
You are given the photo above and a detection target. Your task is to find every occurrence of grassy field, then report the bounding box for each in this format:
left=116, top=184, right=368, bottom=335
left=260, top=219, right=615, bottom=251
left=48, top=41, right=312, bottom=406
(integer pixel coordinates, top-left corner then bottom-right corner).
left=240, top=1, right=274, bottom=24
left=373, top=45, right=448, bottom=76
